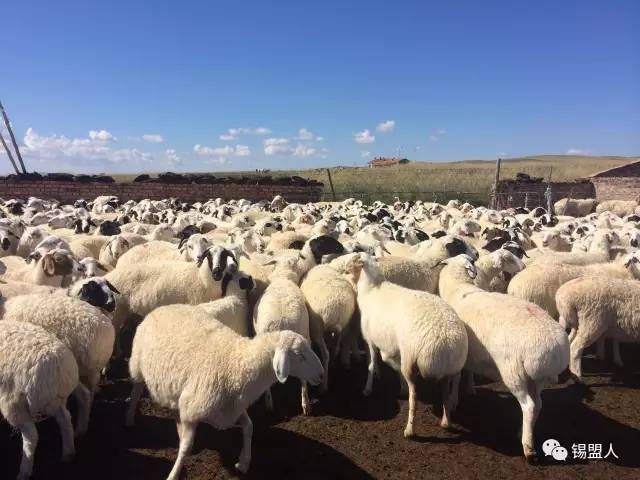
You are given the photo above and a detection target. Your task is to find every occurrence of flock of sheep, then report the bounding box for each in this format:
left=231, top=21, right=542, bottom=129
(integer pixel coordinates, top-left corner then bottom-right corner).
left=0, top=192, right=639, bottom=479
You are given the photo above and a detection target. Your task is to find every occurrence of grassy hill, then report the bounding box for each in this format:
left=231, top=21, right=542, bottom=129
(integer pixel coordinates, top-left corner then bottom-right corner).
left=111, top=155, right=637, bottom=204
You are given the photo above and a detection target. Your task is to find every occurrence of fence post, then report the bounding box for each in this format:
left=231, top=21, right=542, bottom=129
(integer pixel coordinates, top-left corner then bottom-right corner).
left=491, top=158, right=502, bottom=209
left=326, top=168, right=336, bottom=201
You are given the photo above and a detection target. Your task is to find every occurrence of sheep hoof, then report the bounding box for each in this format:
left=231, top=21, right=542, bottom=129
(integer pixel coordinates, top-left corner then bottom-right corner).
left=362, top=387, right=372, bottom=397
left=403, top=427, right=414, bottom=439
left=235, top=461, right=249, bottom=474
left=440, top=419, right=451, bottom=430
left=302, top=404, right=312, bottom=416
left=62, top=451, right=75, bottom=463
left=525, top=453, right=539, bottom=465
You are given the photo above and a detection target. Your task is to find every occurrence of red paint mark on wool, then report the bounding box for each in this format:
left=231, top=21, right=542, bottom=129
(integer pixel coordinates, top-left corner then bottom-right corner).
left=526, top=305, right=545, bottom=317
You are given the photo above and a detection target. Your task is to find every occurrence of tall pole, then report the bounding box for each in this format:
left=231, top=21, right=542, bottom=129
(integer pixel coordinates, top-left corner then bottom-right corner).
left=0, top=101, right=27, bottom=173
left=0, top=132, right=20, bottom=174
left=491, top=157, right=502, bottom=209
left=326, top=168, right=336, bottom=201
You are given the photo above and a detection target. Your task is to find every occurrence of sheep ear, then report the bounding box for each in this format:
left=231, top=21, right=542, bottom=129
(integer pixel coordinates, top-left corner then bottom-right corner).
left=272, top=347, right=290, bottom=384
left=43, top=255, right=56, bottom=276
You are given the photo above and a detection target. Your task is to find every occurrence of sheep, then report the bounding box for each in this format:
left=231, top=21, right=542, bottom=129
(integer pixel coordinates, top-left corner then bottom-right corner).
left=438, top=254, right=569, bottom=461
left=194, top=270, right=254, bottom=336
left=16, top=226, right=49, bottom=257
left=299, top=262, right=358, bottom=392
left=377, top=235, right=478, bottom=294
left=474, top=248, right=525, bottom=292
left=79, top=257, right=112, bottom=277
left=507, top=252, right=640, bottom=318
left=126, top=314, right=323, bottom=477
left=556, top=275, right=640, bottom=380
left=98, top=235, right=131, bottom=269
left=1, top=249, right=77, bottom=286
left=104, top=246, right=236, bottom=333
left=69, top=235, right=110, bottom=260
left=0, top=321, right=78, bottom=479
left=554, top=198, right=597, bottom=217
left=527, top=229, right=616, bottom=266
left=1, top=293, right=115, bottom=436
left=253, top=254, right=315, bottom=415
left=596, top=200, right=638, bottom=218
left=265, top=230, right=310, bottom=252
left=344, top=253, right=468, bottom=438
left=0, top=225, right=19, bottom=257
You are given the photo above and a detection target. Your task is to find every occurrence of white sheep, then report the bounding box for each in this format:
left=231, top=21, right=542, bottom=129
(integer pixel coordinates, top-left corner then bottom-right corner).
left=0, top=321, right=78, bottom=479
left=377, top=235, right=478, bottom=294
left=1, top=293, right=115, bottom=436
left=345, top=253, right=468, bottom=438
left=126, top=314, right=323, bottom=477
left=253, top=255, right=315, bottom=415
left=556, top=275, right=640, bottom=380
left=300, top=262, right=358, bottom=392
left=439, top=254, right=569, bottom=461
left=1, top=249, right=77, bottom=286
left=98, top=235, right=131, bottom=269
left=507, top=252, right=640, bottom=318
left=104, top=246, right=236, bottom=333
left=474, top=248, right=525, bottom=292
left=554, top=198, right=597, bottom=217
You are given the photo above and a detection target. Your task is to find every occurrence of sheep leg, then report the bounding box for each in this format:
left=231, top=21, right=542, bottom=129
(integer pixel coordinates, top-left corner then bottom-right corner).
left=264, top=388, right=274, bottom=412
left=570, top=324, right=608, bottom=381
left=612, top=340, right=623, bottom=367
left=440, top=374, right=460, bottom=429
left=301, top=381, right=312, bottom=416
left=362, top=343, right=379, bottom=396
left=235, top=411, right=253, bottom=473
left=167, top=420, right=197, bottom=480
left=513, top=387, right=538, bottom=462
left=72, top=382, right=92, bottom=437
left=125, top=382, right=145, bottom=427
left=461, top=370, right=475, bottom=396
left=54, top=405, right=76, bottom=461
left=16, top=420, right=38, bottom=480
left=403, top=370, right=418, bottom=439
left=567, top=328, right=577, bottom=343
left=596, top=337, right=606, bottom=362
left=317, top=336, right=330, bottom=394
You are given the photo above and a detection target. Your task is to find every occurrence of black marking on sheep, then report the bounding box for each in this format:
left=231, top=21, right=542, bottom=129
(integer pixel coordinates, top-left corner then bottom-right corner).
left=309, top=236, right=345, bottom=264
left=431, top=230, right=447, bottom=238
left=444, top=238, right=468, bottom=257
left=99, top=220, right=121, bottom=236
left=483, top=237, right=508, bottom=252
left=79, top=280, right=117, bottom=312
left=288, top=240, right=306, bottom=250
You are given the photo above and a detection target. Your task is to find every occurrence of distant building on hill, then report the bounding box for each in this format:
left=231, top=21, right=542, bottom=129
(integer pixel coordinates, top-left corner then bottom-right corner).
left=588, top=158, right=640, bottom=202
left=368, top=157, right=409, bottom=167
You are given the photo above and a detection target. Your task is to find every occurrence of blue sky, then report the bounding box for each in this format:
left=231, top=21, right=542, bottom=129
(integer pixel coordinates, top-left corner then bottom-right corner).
left=1, top=0, right=638, bottom=174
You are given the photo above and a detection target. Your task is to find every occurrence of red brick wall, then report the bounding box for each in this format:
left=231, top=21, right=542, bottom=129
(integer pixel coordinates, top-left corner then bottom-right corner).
left=0, top=180, right=323, bottom=204
left=591, top=177, right=640, bottom=202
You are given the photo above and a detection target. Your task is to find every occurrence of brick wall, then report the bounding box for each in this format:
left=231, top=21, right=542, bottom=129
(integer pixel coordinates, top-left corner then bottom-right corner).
left=591, top=177, right=640, bottom=202
left=494, top=180, right=595, bottom=209
left=0, top=179, right=323, bottom=204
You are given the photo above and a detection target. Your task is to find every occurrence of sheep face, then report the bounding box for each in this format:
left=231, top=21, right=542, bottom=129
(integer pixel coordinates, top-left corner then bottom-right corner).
left=307, top=235, right=345, bottom=264
left=76, top=278, right=119, bottom=312
left=273, top=332, right=324, bottom=386
left=624, top=254, right=640, bottom=278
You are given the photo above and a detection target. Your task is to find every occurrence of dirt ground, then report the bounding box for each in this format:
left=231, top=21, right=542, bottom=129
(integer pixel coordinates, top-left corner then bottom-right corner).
left=2, top=345, right=639, bottom=480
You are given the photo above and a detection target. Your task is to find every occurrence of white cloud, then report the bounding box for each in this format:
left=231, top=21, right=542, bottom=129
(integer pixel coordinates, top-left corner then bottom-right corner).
left=354, top=129, right=375, bottom=144
left=142, top=134, right=163, bottom=143
left=429, top=128, right=446, bottom=144
left=316, top=136, right=324, bottom=142
left=376, top=120, right=395, bottom=133
left=264, top=137, right=290, bottom=146
left=296, top=128, right=314, bottom=140
left=21, top=128, right=151, bottom=166
left=165, top=149, right=181, bottom=166
left=219, top=127, right=272, bottom=140
left=566, top=148, right=590, bottom=155
left=361, top=151, right=371, bottom=157
left=193, top=144, right=251, bottom=158
left=88, top=129, right=115, bottom=142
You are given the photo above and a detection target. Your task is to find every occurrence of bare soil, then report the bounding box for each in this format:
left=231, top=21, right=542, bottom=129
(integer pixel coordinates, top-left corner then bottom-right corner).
left=2, top=346, right=639, bottom=480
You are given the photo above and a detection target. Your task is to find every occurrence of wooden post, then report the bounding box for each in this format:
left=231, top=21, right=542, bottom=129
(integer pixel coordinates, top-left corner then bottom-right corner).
left=0, top=132, right=20, bottom=174
left=491, top=158, right=502, bottom=209
left=0, top=101, right=27, bottom=173
left=326, top=168, right=336, bottom=201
